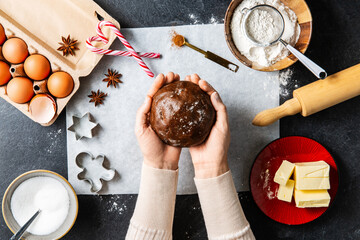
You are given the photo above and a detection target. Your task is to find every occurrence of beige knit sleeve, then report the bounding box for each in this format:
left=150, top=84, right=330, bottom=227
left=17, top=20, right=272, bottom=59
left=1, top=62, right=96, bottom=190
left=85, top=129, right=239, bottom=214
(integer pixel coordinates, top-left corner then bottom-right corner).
left=195, top=171, right=256, bottom=240
left=126, top=163, right=178, bottom=240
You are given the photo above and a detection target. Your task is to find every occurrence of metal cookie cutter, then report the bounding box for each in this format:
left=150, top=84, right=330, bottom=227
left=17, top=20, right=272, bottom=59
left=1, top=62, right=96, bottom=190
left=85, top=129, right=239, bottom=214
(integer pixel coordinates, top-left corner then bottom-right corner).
left=75, top=152, right=116, bottom=193
left=68, top=112, right=98, bottom=140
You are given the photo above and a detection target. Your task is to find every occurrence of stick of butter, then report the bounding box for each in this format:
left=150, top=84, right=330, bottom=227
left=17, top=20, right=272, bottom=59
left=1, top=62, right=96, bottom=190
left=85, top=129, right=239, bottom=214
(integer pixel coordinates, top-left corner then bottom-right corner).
left=294, top=189, right=330, bottom=208
left=274, top=160, right=295, bottom=185
left=277, top=179, right=294, bottom=202
left=294, top=161, right=330, bottom=190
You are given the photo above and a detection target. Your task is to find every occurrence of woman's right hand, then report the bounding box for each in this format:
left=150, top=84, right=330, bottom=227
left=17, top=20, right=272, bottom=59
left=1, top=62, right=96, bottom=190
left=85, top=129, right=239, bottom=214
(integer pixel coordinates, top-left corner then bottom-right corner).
left=135, top=72, right=182, bottom=171
left=185, top=74, right=231, bottom=179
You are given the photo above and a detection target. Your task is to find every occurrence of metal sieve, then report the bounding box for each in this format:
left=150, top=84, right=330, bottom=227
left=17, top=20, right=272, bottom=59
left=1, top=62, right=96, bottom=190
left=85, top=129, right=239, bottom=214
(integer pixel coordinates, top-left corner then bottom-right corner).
left=241, top=4, right=327, bottom=79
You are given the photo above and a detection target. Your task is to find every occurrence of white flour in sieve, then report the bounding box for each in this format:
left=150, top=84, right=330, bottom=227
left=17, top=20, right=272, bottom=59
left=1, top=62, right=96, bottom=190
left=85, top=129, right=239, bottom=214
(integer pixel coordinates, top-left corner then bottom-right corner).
left=231, top=0, right=300, bottom=67
left=245, top=9, right=283, bottom=44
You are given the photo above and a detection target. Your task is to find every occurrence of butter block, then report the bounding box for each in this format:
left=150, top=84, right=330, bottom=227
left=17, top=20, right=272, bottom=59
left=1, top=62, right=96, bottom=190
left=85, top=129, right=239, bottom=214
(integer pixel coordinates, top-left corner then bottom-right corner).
left=277, top=179, right=294, bottom=202
left=274, top=160, right=295, bottom=185
left=294, top=189, right=330, bottom=208
left=294, top=161, right=330, bottom=190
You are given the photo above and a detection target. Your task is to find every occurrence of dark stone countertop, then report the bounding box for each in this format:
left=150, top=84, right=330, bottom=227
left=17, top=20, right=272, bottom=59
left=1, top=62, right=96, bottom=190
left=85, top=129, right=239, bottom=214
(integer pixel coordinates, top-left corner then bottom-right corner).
left=1, top=0, right=360, bottom=239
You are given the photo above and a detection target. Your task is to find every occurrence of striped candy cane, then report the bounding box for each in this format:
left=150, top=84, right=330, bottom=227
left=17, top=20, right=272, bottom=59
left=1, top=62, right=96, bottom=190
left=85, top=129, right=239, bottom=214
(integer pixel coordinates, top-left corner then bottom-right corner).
left=86, top=35, right=160, bottom=58
left=86, top=21, right=160, bottom=78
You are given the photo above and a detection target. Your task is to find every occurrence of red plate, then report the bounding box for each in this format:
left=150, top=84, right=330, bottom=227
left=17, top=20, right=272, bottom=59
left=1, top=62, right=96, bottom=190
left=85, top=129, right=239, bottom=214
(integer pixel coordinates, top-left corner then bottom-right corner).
left=250, top=136, right=339, bottom=225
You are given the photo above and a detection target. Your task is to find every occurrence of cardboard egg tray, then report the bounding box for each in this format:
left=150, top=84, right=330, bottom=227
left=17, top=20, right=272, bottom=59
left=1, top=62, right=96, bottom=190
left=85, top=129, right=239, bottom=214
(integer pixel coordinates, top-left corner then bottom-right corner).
left=0, top=0, right=119, bottom=126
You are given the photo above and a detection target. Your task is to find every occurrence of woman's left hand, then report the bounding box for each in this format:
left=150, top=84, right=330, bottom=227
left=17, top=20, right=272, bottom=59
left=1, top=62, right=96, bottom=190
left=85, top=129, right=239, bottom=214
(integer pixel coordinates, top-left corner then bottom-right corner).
left=135, top=72, right=182, bottom=170
left=185, top=74, right=230, bottom=179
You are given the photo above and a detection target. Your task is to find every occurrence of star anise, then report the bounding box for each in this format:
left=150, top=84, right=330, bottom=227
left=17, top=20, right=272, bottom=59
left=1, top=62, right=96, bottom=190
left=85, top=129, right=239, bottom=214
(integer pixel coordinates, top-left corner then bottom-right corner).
left=57, top=35, right=79, bottom=56
left=103, top=69, right=123, bottom=88
left=88, top=90, right=107, bottom=107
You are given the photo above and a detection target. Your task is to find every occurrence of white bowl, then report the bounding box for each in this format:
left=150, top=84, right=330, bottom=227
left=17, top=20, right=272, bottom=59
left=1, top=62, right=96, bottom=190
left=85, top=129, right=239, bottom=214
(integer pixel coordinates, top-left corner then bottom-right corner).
left=2, top=170, right=78, bottom=240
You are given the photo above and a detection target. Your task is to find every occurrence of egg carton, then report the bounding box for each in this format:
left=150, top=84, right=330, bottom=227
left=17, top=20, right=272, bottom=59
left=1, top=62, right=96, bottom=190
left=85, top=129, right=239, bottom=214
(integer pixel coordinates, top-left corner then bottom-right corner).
left=0, top=0, right=120, bottom=126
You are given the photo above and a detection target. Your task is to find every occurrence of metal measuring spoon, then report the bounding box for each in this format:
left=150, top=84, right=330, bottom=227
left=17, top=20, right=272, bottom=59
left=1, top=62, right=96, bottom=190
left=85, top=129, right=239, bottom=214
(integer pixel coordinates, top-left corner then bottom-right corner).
left=242, top=4, right=327, bottom=79
left=9, top=209, right=41, bottom=240
left=174, top=34, right=239, bottom=72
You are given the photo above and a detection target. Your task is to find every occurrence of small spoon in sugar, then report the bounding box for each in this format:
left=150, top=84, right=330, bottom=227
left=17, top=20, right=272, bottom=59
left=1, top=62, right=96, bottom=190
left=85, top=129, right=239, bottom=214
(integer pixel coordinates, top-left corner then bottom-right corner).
left=10, top=209, right=41, bottom=240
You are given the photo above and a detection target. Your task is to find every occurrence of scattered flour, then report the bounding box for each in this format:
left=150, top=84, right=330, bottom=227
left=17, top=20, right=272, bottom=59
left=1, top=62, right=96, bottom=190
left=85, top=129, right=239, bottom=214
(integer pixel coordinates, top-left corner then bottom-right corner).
left=105, top=195, right=131, bottom=215
left=188, top=13, right=222, bottom=25
left=109, top=201, right=127, bottom=215
left=192, top=206, right=201, bottom=211
left=188, top=14, right=200, bottom=25
left=230, top=0, right=301, bottom=67
left=46, top=129, right=62, bottom=154
left=260, top=161, right=277, bottom=200
left=260, top=68, right=297, bottom=99
left=262, top=169, right=270, bottom=190
left=279, top=68, right=299, bottom=97
left=209, top=14, right=220, bottom=24
left=279, top=68, right=292, bottom=86
left=267, top=187, right=277, bottom=200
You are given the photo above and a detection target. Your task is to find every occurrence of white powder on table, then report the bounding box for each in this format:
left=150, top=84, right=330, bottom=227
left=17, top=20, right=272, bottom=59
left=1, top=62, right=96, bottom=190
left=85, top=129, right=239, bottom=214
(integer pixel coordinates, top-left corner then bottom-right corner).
left=279, top=68, right=300, bottom=97
left=10, top=176, right=70, bottom=235
left=231, top=0, right=301, bottom=67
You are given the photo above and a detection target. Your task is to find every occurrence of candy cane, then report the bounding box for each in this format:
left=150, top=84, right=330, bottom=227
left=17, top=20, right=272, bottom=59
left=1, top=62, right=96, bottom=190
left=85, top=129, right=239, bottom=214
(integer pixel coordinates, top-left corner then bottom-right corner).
left=86, top=21, right=160, bottom=78
left=86, top=36, right=160, bottom=58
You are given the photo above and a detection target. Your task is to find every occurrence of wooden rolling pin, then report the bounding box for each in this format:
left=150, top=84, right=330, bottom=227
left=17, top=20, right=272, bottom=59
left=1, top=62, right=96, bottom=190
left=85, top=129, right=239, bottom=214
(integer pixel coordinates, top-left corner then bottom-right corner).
left=253, top=64, right=360, bottom=126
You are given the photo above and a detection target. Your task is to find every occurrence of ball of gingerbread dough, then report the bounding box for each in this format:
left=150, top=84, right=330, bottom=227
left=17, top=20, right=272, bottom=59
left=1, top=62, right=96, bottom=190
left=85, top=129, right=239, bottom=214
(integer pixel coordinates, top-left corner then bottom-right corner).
left=150, top=81, right=215, bottom=147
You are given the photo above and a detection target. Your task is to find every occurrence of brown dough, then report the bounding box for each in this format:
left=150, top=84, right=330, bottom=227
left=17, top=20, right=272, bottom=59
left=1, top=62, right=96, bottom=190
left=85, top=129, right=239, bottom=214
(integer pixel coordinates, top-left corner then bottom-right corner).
left=150, top=81, right=215, bottom=147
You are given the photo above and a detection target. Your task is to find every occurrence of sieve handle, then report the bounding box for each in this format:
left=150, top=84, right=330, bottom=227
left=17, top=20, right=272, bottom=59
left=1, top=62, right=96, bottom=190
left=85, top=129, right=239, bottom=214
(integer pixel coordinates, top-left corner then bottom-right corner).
left=280, top=39, right=327, bottom=79
left=241, top=7, right=250, bottom=15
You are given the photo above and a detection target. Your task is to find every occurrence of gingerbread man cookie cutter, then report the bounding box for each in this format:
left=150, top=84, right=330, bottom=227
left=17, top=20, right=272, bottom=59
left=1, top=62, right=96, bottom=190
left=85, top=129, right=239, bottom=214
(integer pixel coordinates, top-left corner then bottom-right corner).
left=75, top=152, right=116, bottom=193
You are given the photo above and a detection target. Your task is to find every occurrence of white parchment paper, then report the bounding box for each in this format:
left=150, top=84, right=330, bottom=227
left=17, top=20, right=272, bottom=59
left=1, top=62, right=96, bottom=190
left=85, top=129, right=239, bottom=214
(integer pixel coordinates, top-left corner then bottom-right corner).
left=66, top=24, right=279, bottom=195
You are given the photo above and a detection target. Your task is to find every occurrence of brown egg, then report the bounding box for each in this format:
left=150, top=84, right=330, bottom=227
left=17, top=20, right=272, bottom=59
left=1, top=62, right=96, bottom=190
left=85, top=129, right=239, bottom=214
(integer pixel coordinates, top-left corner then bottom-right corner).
left=2, top=38, right=28, bottom=64
left=47, top=71, right=74, bottom=98
left=24, top=54, right=51, bottom=80
left=0, top=24, right=6, bottom=45
left=7, top=77, right=34, bottom=103
left=0, top=61, right=11, bottom=85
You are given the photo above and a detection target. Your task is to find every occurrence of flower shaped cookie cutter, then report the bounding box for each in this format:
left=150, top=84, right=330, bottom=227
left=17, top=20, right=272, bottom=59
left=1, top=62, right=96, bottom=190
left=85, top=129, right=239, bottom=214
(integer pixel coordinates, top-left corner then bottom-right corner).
left=75, top=152, right=116, bottom=193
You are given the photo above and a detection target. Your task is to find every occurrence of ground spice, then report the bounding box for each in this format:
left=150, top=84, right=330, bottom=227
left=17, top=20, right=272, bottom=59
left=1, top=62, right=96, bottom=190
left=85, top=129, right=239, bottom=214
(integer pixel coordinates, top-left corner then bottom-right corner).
left=171, top=31, right=185, bottom=47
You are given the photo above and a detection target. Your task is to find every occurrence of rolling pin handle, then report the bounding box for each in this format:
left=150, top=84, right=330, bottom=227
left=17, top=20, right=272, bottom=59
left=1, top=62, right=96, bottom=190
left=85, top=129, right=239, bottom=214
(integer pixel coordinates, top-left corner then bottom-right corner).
left=252, top=98, right=302, bottom=126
